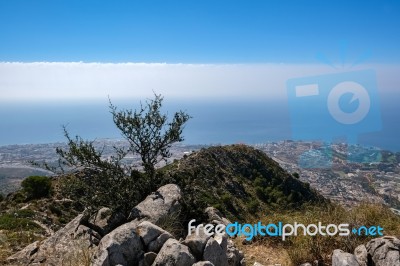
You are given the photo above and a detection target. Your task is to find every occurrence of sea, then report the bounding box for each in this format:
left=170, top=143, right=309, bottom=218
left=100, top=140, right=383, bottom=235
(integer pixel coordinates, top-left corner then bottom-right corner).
left=0, top=94, right=399, bottom=152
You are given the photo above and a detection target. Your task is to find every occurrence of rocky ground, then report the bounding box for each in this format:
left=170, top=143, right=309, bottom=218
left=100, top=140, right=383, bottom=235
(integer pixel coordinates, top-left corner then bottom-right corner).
left=5, top=183, right=400, bottom=266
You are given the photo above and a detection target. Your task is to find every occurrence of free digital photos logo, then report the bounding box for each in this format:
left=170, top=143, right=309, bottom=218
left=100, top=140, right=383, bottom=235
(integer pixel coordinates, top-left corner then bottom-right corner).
left=287, top=45, right=382, bottom=168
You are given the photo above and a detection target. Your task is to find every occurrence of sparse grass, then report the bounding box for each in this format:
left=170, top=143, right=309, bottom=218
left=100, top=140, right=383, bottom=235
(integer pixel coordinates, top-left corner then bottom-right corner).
left=247, top=203, right=400, bottom=266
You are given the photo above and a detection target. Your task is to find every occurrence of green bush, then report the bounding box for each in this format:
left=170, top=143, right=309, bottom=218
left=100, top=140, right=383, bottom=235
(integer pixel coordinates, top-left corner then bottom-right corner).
left=21, top=175, right=52, bottom=199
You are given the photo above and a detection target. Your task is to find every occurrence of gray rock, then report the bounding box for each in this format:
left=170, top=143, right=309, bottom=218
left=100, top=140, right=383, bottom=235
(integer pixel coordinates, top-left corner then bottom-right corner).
left=354, top=245, right=368, bottom=266
left=6, top=241, right=39, bottom=264
left=183, top=224, right=210, bottom=259
left=7, top=214, right=94, bottom=265
left=193, top=261, right=215, bottom=266
left=203, top=237, right=228, bottom=266
left=205, top=207, right=223, bottom=222
left=139, top=252, right=157, bottom=266
left=136, top=221, right=171, bottom=246
left=152, top=238, right=196, bottom=266
left=87, top=207, right=126, bottom=236
left=226, top=239, right=244, bottom=266
left=366, top=236, right=400, bottom=266
left=332, top=249, right=359, bottom=266
left=299, top=263, right=312, bottom=266
left=92, top=220, right=143, bottom=266
left=148, top=232, right=173, bottom=253
left=129, top=184, right=182, bottom=225
left=214, top=233, right=228, bottom=253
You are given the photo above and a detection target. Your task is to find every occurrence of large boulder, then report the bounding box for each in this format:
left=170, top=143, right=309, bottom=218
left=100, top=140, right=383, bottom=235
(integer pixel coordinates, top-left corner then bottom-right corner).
left=332, top=249, right=359, bottom=266
left=366, top=236, right=400, bottom=266
left=7, top=214, right=95, bottom=265
left=354, top=244, right=368, bottom=266
left=136, top=221, right=172, bottom=247
left=86, top=207, right=126, bottom=236
left=152, top=238, right=196, bottom=266
left=183, top=224, right=211, bottom=259
left=203, top=237, right=228, bottom=266
left=128, top=184, right=182, bottom=225
left=91, top=220, right=144, bottom=266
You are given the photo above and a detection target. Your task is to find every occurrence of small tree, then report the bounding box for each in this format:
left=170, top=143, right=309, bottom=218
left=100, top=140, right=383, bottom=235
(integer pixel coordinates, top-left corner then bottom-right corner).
left=109, top=93, right=191, bottom=180
left=56, top=93, right=191, bottom=215
left=21, top=175, right=52, bottom=199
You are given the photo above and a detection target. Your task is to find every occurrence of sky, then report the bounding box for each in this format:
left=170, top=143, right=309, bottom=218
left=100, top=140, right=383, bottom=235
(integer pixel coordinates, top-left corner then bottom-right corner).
left=0, top=0, right=399, bottom=147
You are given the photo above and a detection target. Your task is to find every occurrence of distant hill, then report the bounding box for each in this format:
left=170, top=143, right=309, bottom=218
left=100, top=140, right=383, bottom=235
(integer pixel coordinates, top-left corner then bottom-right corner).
left=161, top=144, right=327, bottom=221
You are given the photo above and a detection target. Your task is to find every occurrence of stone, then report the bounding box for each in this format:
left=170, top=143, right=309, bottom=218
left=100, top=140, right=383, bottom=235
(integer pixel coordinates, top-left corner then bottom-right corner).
left=92, top=220, right=143, bottom=266
left=366, top=236, right=400, bottom=266
left=136, top=221, right=171, bottom=247
left=183, top=224, right=210, bottom=259
left=148, top=232, right=173, bottom=253
left=7, top=214, right=95, bottom=265
left=87, top=207, right=126, bottom=236
left=6, top=241, right=39, bottom=264
left=152, top=238, right=196, bottom=266
left=226, top=239, right=245, bottom=266
left=332, top=249, right=359, bottom=266
left=354, top=244, right=368, bottom=266
left=203, top=237, right=228, bottom=266
left=128, top=184, right=182, bottom=225
left=139, top=252, right=157, bottom=266
left=299, top=263, right=312, bottom=266
left=193, top=261, right=215, bottom=266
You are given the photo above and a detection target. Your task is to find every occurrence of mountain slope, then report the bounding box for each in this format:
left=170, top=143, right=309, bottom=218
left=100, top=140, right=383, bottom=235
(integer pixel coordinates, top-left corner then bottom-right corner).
left=161, top=144, right=327, bottom=221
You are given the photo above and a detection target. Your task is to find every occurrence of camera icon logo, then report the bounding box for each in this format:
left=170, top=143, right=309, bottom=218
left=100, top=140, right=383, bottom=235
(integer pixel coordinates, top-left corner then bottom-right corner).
left=287, top=69, right=382, bottom=168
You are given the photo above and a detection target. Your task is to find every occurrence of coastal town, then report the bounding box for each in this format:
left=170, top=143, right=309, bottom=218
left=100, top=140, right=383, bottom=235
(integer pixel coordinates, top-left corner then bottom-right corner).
left=1, top=140, right=399, bottom=213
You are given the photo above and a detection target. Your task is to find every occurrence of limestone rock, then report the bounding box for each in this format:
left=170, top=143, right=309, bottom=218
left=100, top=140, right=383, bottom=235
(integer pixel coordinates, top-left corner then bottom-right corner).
left=92, top=220, right=143, bottom=266
left=183, top=224, right=210, bottom=259
left=366, top=236, right=400, bottom=266
left=354, top=244, right=368, bottom=266
left=203, top=237, right=228, bottom=266
left=148, top=232, right=173, bottom=253
left=332, top=249, right=359, bottom=266
left=128, top=184, right=182, bottom=225
left=152, top=238, right=196, bottom=266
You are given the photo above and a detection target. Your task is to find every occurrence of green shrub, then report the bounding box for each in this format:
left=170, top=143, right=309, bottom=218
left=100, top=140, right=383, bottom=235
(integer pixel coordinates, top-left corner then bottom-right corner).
left=246, top=199, right=260, bottom=213
left=21, top=175, right=52, bottom=199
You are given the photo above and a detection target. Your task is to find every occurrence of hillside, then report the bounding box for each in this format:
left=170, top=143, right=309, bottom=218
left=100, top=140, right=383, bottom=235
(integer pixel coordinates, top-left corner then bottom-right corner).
left=160, top=144, right=326, bottom=221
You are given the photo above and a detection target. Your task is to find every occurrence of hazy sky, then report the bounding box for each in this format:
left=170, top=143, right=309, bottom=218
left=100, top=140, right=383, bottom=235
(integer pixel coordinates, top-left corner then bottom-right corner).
left=0, top=1, right=399, bottom=147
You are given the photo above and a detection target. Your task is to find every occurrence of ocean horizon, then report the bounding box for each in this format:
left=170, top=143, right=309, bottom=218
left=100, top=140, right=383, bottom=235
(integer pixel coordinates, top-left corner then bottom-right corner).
left=1, top=95, right=399, bottom=152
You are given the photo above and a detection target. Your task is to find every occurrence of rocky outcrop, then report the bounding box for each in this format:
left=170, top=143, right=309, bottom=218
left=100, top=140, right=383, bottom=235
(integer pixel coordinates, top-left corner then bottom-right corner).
left=7, top=184, right=245, bottom=266
left=366, top=236, right=400, bottom=266
left=332, top=249, right=359, bottom=266
left=332, top=236, right=400, bottom=266
left=128, top=184, right=182, bottom=224
left=7, top=214, right=95, bottom=265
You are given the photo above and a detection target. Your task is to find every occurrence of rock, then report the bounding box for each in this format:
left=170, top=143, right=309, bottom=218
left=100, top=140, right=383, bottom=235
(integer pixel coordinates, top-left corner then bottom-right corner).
left=183, top=224, right=210, bottom=259
left=214, top=233, right=228, bottom=253
left=148, top=232, right=173, bottom=253
left=354, top=245, right=368, bottom=266
left=299, top=263, right=312, bottom=266
left=366, top=236, right=400, bottom=266
left=226, top=239, right=245, bottom=266
left=128, top=184, right=182, bottom=225
left=139, top=252, right=157, bottom=266
left=6, top=241, right=39, bottom=264
left=87, top=207, right=126, bottom=236
left=152, top=238, right=196, bottom=266
left=7, top=214, right=95, bottom=265
left=136, top=221, right=171, bottom=247
left=92, top=220, right=143, bottom=266
left=203, top=237, right=228, bottom=266
left=332, top=249, right=359, bottom=266
left=253, top=262, right=264, bottom=266
left=193, top=261, right=215, bottom=266
left=205, top=207, right=232, bottom=226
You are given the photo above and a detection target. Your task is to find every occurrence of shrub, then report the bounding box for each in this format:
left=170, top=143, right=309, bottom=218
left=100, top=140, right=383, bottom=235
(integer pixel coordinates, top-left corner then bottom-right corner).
left=21, top=175, right=52, bottom=199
